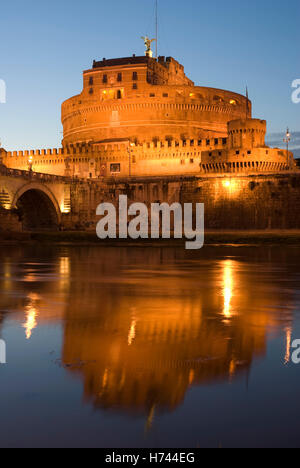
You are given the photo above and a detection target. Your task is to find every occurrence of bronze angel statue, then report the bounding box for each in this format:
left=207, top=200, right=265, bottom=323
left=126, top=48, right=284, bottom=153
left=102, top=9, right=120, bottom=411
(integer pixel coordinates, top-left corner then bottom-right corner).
left=141, top=36, right=156, bottom=57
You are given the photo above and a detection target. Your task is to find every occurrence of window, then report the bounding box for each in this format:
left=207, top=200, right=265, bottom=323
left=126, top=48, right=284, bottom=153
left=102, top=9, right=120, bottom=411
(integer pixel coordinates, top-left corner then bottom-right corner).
left=236, top=150, right=240, bottom=155
left=206, top=139, right=210, bottom=146
left=89, top=88, right=93, bottom=95
left=214, top=138, right=219, bottom=145
left=110, top=163, right=121, bottom=173
left=117, top=73, right=122, bottom=82
left=133, top=83, right=138, bottom=90
left=132, top=72, right=138, bottom=81
left=89, top=77, right=94, bottom=86
left=190, top=159, right=194, bottom=164
left=150, top=93, right=155, bottom=97
left=222, top=138, right=227, bottom=145
left=163, top=93, right=168, bottom=98
left=247, top=150, right=252, bottom=155
left=103, top=74, right=108, bottom=84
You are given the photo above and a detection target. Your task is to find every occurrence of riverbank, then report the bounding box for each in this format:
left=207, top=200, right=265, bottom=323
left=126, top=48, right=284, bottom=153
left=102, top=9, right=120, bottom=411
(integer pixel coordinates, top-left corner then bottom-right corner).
left=2, top=230, right=300, bottom=245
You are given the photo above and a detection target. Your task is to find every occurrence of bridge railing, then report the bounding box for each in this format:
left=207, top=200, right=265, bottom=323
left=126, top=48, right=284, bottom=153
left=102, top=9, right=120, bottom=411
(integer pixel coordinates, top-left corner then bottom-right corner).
left=0, top=164, right=72, bottom=182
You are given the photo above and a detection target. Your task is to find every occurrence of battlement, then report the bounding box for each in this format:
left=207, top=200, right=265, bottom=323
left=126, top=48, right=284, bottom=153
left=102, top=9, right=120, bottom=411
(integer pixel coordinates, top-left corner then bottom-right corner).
left=5, top=148, right=67, bottom=158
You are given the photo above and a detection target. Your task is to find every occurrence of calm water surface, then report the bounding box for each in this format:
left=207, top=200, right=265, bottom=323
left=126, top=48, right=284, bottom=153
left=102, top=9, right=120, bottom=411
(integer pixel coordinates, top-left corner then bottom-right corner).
left=0, top=244, right=300, bottom=448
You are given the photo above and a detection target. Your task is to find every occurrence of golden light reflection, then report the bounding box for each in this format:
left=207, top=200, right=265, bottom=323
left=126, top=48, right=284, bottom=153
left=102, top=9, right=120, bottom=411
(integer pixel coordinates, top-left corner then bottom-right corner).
left=146, top=405, right=156, bottom=431
left=223, top=260, right=234, bottom=318
left=284, top=327, right=292, bottom=365
left=60, top=257, right=70, bottom=276
left=23, top=293, right=40, bottom=340
left=128, top=318, right=137, bottom=346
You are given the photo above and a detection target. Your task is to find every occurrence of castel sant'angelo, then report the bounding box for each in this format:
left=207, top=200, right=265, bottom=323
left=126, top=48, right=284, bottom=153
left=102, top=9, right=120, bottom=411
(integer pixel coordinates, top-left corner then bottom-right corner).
left=1, top=39, right=300, bottom=233
left=1, top=39, right=295, bottom=179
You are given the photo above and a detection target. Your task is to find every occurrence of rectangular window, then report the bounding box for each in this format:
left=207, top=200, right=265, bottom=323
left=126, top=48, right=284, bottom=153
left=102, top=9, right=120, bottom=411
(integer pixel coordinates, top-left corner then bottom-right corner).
left=89, top=77, right=94, bottom=86
left=206, top=139, right=210, bottom=146
left=133, top=83, right=138, bottom=90
left=110, top=163, right=121, bottom=173
left=163, top=93, right=168, bottom=98
left=103, top=74, right=108, bottom=84
left=132, top=72, right=138, bottom=81
left=214, top=138, right=219, bottom=145
left=150, top=93, right=155, bottom=97
left=117, top=73, right=122, bottom=82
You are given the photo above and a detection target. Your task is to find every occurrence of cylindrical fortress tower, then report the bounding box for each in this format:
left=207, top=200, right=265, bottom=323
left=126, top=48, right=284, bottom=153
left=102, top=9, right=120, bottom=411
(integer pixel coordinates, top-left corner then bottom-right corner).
left=228, top=119, right=267, bottom=149
left=61, top=56, right=251, bottom=147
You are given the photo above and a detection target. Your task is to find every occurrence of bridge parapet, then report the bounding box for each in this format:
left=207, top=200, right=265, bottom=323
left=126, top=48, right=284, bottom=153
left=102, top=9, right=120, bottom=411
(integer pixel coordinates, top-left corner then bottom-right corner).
left=0, top=164, right=71, bottom=183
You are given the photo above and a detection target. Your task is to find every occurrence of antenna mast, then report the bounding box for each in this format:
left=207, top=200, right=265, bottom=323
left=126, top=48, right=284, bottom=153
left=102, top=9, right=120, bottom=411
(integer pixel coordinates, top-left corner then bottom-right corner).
left=155, top=0, right=158, bottom=58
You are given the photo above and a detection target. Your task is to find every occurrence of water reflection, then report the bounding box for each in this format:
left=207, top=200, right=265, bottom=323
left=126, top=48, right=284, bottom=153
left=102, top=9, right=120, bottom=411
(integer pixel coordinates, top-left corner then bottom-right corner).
left=222, top=259, right=234, bottom=318
left=23, top=293, right=39, bottom=339
left=0, top=245, right=297, bottom=419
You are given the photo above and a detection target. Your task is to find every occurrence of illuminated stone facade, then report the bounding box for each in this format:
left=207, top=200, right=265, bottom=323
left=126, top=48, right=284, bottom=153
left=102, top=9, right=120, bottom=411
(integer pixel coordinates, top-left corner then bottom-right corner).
left=1, top=55, right=295, bottom=178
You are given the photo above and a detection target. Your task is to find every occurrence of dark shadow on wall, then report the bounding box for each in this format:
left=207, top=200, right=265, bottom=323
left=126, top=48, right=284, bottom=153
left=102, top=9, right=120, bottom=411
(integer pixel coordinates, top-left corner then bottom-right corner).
left=16, top=189, right=59, bottom=231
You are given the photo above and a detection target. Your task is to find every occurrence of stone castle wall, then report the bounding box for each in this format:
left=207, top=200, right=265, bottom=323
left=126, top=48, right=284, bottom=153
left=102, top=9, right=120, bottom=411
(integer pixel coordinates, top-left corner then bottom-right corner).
left=61, top=55, right=251, bottom=145
left=3, top=141, right=293, bottom=180
left=61, top=173, right=300, bottom=231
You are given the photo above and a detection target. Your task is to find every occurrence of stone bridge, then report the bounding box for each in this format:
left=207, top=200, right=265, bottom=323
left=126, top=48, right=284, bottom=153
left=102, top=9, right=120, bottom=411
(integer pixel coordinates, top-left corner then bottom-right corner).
left=2, top=163, right=300, bottom=232
left=0, top=165, right=71, bottom=230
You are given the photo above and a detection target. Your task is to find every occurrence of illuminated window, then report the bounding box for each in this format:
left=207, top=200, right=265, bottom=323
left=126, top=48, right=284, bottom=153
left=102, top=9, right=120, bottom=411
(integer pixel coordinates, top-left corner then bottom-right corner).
left=110, top=163, right=121, bottom=173
left=230, top=99, right=237, bottom=105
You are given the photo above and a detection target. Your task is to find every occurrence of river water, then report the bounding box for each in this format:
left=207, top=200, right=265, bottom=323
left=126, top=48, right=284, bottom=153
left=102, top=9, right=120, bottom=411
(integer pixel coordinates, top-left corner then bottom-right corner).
left=0, top=244, right=300, bottom=448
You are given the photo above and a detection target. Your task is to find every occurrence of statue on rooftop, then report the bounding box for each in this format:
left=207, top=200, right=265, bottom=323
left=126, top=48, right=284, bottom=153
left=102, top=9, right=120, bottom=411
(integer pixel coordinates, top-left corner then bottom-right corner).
left=141, top=36, right=156, bottom=58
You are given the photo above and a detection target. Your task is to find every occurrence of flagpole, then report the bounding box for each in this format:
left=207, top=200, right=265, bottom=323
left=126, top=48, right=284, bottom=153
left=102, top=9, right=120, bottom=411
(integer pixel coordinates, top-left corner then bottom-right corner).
left=155, top=0, right=158, bottom=58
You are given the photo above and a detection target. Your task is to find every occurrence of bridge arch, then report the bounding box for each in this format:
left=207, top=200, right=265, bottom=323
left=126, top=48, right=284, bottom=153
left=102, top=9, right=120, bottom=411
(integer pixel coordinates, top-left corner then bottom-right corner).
left=12, top=182, right=61, bottom=231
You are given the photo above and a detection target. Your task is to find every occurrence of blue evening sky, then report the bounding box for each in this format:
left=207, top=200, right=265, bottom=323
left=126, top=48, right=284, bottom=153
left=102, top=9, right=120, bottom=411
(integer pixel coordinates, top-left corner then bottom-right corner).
left=0, top=0, right=299, bottom=150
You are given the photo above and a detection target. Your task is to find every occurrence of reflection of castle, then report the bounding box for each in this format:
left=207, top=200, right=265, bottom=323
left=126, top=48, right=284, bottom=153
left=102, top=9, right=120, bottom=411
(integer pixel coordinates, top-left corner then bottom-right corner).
left=1, top=51, right=294, bottom=178
left=0, top=246, right=295, bottom=416
left=59, top=248, right=294, bottom=415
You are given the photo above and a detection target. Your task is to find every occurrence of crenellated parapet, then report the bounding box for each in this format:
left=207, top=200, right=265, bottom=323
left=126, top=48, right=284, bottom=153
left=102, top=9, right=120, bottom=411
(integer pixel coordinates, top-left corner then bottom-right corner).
left=2, top=120, right=296, bottom=179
